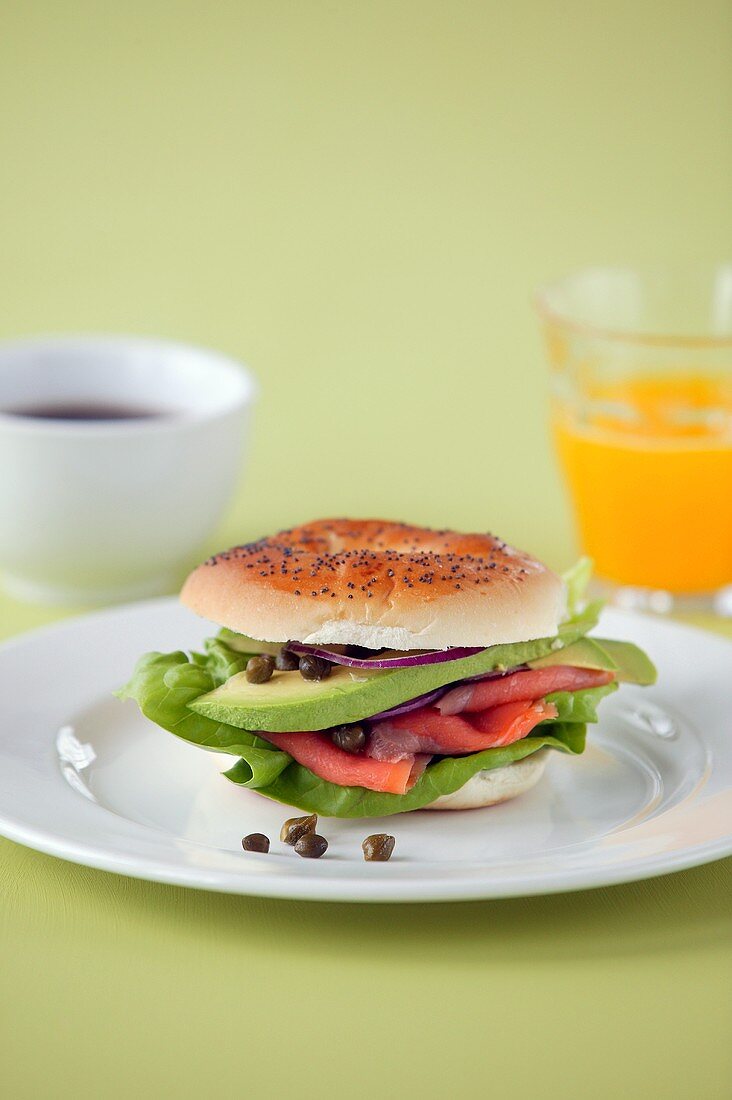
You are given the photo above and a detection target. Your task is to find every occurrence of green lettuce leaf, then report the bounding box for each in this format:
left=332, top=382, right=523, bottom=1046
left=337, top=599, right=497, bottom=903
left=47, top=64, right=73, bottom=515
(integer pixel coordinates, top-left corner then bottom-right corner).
left=118, top=647, right=607, bottom=758
left=118, top=646, right=598, bottom=817
left=116, top=651, right=283, bottom=760
left=563, top=556, right=593, bottom=618
left=544, top=681, right=618, bottom=723
left=117, top=588, right=638, bottom=817
left=215, top=628, right=281, bottom=657
left=223, top=723, right=586, bottom=817
left=200, top=638, right=258, bottom=685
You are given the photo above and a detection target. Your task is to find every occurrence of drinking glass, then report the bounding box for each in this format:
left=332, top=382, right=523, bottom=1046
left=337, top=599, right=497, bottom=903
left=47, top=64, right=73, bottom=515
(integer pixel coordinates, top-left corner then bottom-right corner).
left=535, top=265, right=732, bottom=615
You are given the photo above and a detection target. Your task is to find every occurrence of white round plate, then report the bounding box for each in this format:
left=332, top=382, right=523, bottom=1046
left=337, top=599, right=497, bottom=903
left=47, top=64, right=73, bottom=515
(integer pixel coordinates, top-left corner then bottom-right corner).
left=0, top=600, right=730, bottom=901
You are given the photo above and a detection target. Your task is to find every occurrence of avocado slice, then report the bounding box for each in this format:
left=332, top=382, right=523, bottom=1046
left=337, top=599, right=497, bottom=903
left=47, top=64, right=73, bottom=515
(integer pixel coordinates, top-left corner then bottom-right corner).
left=189, top=607, right=602, bottom=732
left=529, top=637, right=617, bottom=672
left=217, top=629, right=282, bottom=657
left=529, top=637, right=657, bottom=684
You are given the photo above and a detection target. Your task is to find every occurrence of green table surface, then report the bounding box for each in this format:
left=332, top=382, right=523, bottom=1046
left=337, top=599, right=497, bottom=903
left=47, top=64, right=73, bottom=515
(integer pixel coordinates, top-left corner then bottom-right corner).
left=5, top=599, right=730, bottom=1100
left=2, top=2, right=732, bottom=1097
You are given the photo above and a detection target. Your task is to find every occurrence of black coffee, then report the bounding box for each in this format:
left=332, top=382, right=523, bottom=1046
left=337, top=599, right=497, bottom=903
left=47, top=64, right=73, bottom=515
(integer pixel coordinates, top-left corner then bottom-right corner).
left=3, top=402, right=166, bottom=421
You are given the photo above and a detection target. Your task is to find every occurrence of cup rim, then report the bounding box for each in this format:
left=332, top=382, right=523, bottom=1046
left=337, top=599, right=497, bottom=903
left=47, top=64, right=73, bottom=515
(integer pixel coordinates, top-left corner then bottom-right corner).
left=534, top=264, right=732, bottom=348
left=0, top=334, right=258, bottom=434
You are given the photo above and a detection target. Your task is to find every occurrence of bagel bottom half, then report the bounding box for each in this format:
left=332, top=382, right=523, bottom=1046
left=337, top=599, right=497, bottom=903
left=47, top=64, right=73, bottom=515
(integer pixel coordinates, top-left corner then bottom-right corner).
left=423, top=749, right=549, bottom=811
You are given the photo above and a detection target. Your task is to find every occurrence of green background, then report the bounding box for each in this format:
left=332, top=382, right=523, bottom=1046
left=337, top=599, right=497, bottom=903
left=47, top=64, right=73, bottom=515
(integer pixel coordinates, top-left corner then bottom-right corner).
left=1, top=2, right=731, bottom=1097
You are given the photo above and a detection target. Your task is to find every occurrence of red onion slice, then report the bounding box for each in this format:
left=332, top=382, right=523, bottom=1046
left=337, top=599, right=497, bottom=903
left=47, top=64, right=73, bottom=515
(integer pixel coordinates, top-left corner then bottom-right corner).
left=367, top=687, right=449, bottom=721
left=368, top=668, right=518, bottom=720
left=287, top=641, right=484, bottom=669
left=462, top=664, right=527, bottom=683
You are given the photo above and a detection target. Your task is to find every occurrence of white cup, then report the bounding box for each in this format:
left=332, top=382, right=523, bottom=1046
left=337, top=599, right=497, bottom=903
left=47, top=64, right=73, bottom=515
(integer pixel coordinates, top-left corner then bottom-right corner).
left=0, top=335, right=256, bottom=605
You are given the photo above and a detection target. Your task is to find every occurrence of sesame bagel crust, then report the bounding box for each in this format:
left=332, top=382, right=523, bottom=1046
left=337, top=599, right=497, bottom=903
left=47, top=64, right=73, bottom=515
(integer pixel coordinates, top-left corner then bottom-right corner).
left=180, top=519, right=566, bottom=649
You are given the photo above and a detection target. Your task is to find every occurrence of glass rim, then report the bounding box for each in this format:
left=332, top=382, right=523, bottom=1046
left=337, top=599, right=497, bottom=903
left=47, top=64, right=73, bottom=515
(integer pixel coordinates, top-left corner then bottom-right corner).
left=534, top=264, right=732, bottom=349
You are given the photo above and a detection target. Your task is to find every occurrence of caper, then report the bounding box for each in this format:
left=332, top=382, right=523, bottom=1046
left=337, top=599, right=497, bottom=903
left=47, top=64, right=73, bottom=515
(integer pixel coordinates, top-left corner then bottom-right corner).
left=362, top=834, right=395, bottom=862
left=245, top=654, right=275, bottom=684
left=275, top=647, right=300, bottom=672
left=241, top=833, right=270, bottom=853
left=294, top=833, right=328, bottom=859
left=331, top=724, right=367, bottom=753
left=280, top=813, right=318, bottom=845
left=298, top=654, right=332, bottom=681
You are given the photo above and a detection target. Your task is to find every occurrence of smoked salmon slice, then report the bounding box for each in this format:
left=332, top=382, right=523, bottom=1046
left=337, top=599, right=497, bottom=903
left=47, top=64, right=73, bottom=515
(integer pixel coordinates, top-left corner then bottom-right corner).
left=368, top=699, right=557, bottom=761
left=436, top=666, right=614, bottom=715
left=258, top=730, right=429, bottom=794
left=256, top=667, right=603, bottom=790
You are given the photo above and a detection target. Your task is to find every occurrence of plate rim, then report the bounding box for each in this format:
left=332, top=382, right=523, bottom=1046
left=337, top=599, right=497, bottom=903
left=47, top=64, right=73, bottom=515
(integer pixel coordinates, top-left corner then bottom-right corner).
left=1, top=808, right=731, bottom=902
left=0, top=598, right=731, bottom=902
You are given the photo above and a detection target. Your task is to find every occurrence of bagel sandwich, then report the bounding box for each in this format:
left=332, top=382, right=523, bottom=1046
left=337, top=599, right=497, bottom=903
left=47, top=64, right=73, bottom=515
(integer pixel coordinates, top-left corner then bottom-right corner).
left=119, top=519, right=656, bottom=817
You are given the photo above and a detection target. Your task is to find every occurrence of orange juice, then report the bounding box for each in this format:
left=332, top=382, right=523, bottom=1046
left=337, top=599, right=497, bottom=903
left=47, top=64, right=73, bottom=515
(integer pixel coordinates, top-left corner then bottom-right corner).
left=554, top=374, right=732, bottom=592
